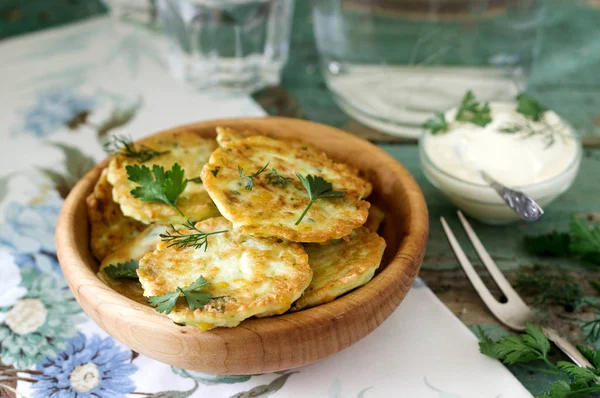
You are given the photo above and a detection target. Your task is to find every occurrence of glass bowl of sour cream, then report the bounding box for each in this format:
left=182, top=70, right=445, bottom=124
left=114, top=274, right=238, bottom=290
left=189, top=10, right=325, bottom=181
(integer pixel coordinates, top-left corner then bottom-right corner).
left=419, top=102, right=582, bottom=225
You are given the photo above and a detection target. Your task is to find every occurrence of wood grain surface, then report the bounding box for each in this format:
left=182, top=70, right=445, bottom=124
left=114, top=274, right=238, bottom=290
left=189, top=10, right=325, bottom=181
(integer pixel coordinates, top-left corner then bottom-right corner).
left=56, top=117, right=429, bottom=374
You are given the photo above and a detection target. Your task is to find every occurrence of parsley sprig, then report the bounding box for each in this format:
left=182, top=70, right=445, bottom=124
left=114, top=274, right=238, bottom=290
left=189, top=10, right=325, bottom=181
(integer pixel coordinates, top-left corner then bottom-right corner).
left=238, top=162, right=269, bottom=191
left=478, top=325, right=600, bottom=398
left=104, top=259, right=139, bottom=279
left=149, top=276, right=213, bottom=314
left=295, top=174, right=345, bottom=225
left=126, top=163, right=187, bottom=216
left=104, top=135, right=169, bottom=163
left=159, top=219, right=228, bottom=251
left=517, top=93, right=548, bottom=121
left=267, top=169, right=293, bottom=188
left=523, top=217, right=600, bottom=266
left=422, top=112, right=449, bottom=135
left=456, top=90, right=492, bottom=127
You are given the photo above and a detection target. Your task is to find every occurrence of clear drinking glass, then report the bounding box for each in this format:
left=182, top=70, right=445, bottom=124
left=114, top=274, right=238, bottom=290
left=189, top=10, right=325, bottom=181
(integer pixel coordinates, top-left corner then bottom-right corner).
left=312, top=0, right=545, bottom=137
left=157, top=0, right=295, bottom=92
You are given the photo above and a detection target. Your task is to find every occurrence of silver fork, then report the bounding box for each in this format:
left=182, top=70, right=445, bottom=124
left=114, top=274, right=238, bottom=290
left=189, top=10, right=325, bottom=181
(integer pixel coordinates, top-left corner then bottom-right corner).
left=440, top=210, right=592, bottom=368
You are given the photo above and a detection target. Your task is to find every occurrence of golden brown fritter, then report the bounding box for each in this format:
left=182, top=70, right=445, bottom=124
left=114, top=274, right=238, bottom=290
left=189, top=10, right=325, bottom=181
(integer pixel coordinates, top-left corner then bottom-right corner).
left=86, top=169, right=145, bottom=261
left=291, top=227, right=386, bottom=311
left=137, top=217, right=312, bottom=330
left=107, top=131, right=220, bottom=225
left=201, top=131, right=372, bottom=242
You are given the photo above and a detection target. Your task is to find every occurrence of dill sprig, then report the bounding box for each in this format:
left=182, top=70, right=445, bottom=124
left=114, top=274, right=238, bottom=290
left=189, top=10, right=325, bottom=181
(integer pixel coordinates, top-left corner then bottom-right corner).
left=238, top=162, right=269, bottom=191
left=267, top=169, right=293, bottom=188
left=499, top=119, right=566, bottom=149
left=160, top=219, right=228, bottom=251
left=104, top=135, right=169, bottom=162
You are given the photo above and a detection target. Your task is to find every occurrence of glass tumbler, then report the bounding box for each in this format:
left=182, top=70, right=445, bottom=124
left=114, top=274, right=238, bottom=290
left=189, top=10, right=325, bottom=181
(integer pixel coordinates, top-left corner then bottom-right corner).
left=312, top=0, right=545, bottom=137
left=157, top=0, right=295, bottom=93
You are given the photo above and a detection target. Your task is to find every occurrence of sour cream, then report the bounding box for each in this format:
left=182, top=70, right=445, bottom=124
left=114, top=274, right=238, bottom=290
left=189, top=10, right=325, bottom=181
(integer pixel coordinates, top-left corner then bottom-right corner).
left=420, top=102, right=581, bottom=224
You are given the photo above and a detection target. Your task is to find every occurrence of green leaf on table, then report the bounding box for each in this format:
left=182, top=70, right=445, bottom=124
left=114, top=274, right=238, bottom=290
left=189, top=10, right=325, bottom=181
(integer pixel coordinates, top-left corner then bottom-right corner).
left=517, top=93, right=547, bottom=122
left=523, top=232, right=571, bottom=257
left=127, top=163, right=187, bottom=216
left=539, top=381, right=571, bottom=398
left=570, top=217, right=600, bottom=257
left=422, top=112, right=449, bottom=134
left=104, top=259, right=139, bottom=279
left=557, top=361, right=599, bottom=385
left=576, top=344, right=600, bottom=370
left=456, top=90, right=492, bottom=127
left=477, top=326, right=502, bottom=359
left=477, top=323, right=549, bottom=365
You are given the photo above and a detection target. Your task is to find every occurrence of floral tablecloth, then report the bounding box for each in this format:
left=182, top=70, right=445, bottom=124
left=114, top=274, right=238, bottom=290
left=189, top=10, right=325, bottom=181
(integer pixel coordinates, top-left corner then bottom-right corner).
left=0, top=17, right=532, bottom=398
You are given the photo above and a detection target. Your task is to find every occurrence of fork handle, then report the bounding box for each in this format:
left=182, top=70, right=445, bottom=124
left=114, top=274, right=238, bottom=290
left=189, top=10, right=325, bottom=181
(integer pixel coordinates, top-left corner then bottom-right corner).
left=542, top=327, right=594, bottom=368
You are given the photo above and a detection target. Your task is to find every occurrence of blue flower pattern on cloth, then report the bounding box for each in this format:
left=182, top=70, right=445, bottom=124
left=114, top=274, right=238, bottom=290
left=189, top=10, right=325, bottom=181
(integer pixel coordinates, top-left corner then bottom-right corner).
left=0, top=268, right=83, bottom=368
left=18, top=87, right=96, bottom=137
left=31, top=333, right=137, bottom=398
left=0, top=196, right=63, bottom=275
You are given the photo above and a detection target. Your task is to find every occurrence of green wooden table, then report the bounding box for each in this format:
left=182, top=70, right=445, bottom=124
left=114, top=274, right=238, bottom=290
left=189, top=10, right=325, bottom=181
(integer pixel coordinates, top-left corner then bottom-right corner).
left=3, top=1, right=600, bottom=395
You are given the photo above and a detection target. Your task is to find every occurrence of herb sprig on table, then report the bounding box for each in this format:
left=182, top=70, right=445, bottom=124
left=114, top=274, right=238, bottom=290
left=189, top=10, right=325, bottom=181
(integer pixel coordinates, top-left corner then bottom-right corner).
left=516, top=266, right=584, bottom=312
left=478, top=324, right=600, bottom=398
left=238, top=162, right=269, bottom=191
left=149, top=276, right=213, bottom=314
left=295, top=174, right=345, bottom=225
left=126, top=163, right=187, bottom=216
left=524, top=217, right=600, bottom=266
left=104, top=135, right=169, bottom=163
left=160, top=219, right=228, bottom=251
left=104, top=259, right=139, bottom=279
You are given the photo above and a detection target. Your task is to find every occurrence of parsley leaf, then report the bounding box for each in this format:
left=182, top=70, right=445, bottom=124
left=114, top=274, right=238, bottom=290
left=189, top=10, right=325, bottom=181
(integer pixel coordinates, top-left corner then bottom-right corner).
left=295, top=174, right=345, bottom=225
left=103, top=135, right=168, bottom=162
left=180, top=276, right=213, bottom=310
left=570, top=217, right=600, bottom=257
left=456, top=90, right=492, bottom=127
left=149, top=276, right=213, bottom=314
left=557, top=361, right=599, bottom=385
left=478, top=323, right=549, bottom=365
left=103, top=259, right=139, bottom=279
left=422, top=112, right=449, bottom=134
left=517, top=93, right=547, bottom=122
left=522, top=217, right=600, bottom=266
left=160, top=219, right=228, bottom=251
left=127, top=163, right=187, bottom=216
left=577, top=344, right=600, bottom=369
left=539, top=381, right=571, bottom=398
left=148, top=291, right=180, bottom=314
left=267, top=169, right=293, bottom=188
left=238, top=162, right=269, bottom=191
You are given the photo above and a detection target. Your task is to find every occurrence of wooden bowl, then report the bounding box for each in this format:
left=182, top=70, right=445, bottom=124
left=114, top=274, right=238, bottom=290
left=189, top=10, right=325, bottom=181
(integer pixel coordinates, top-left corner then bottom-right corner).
left=56, top=117, right=428, bottom=374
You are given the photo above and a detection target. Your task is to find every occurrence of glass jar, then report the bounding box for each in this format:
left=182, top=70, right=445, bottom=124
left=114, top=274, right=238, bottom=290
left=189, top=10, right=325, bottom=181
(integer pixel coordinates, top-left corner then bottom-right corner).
left=312, top=0, right=545, bottom=137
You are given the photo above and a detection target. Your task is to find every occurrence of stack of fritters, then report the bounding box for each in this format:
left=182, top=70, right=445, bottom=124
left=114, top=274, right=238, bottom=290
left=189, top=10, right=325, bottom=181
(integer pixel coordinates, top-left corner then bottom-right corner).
left=88, top=127, right=386, bottom=330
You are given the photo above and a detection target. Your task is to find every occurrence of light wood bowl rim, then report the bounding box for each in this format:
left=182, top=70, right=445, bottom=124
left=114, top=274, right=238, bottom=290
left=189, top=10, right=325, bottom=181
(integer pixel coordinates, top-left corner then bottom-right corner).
left=56, top=117, right=428, bottom=374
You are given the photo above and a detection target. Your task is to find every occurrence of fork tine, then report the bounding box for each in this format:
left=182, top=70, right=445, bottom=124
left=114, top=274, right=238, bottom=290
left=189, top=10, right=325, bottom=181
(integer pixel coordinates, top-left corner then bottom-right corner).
left=456, top=211, right=524, bottom=303
left=440, top=217, right=500, bottom=310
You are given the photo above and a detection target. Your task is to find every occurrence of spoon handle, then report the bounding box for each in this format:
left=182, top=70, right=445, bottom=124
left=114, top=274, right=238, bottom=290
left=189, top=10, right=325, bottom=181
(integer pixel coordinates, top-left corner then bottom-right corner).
left=480, top=171, right=544, bottom=222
